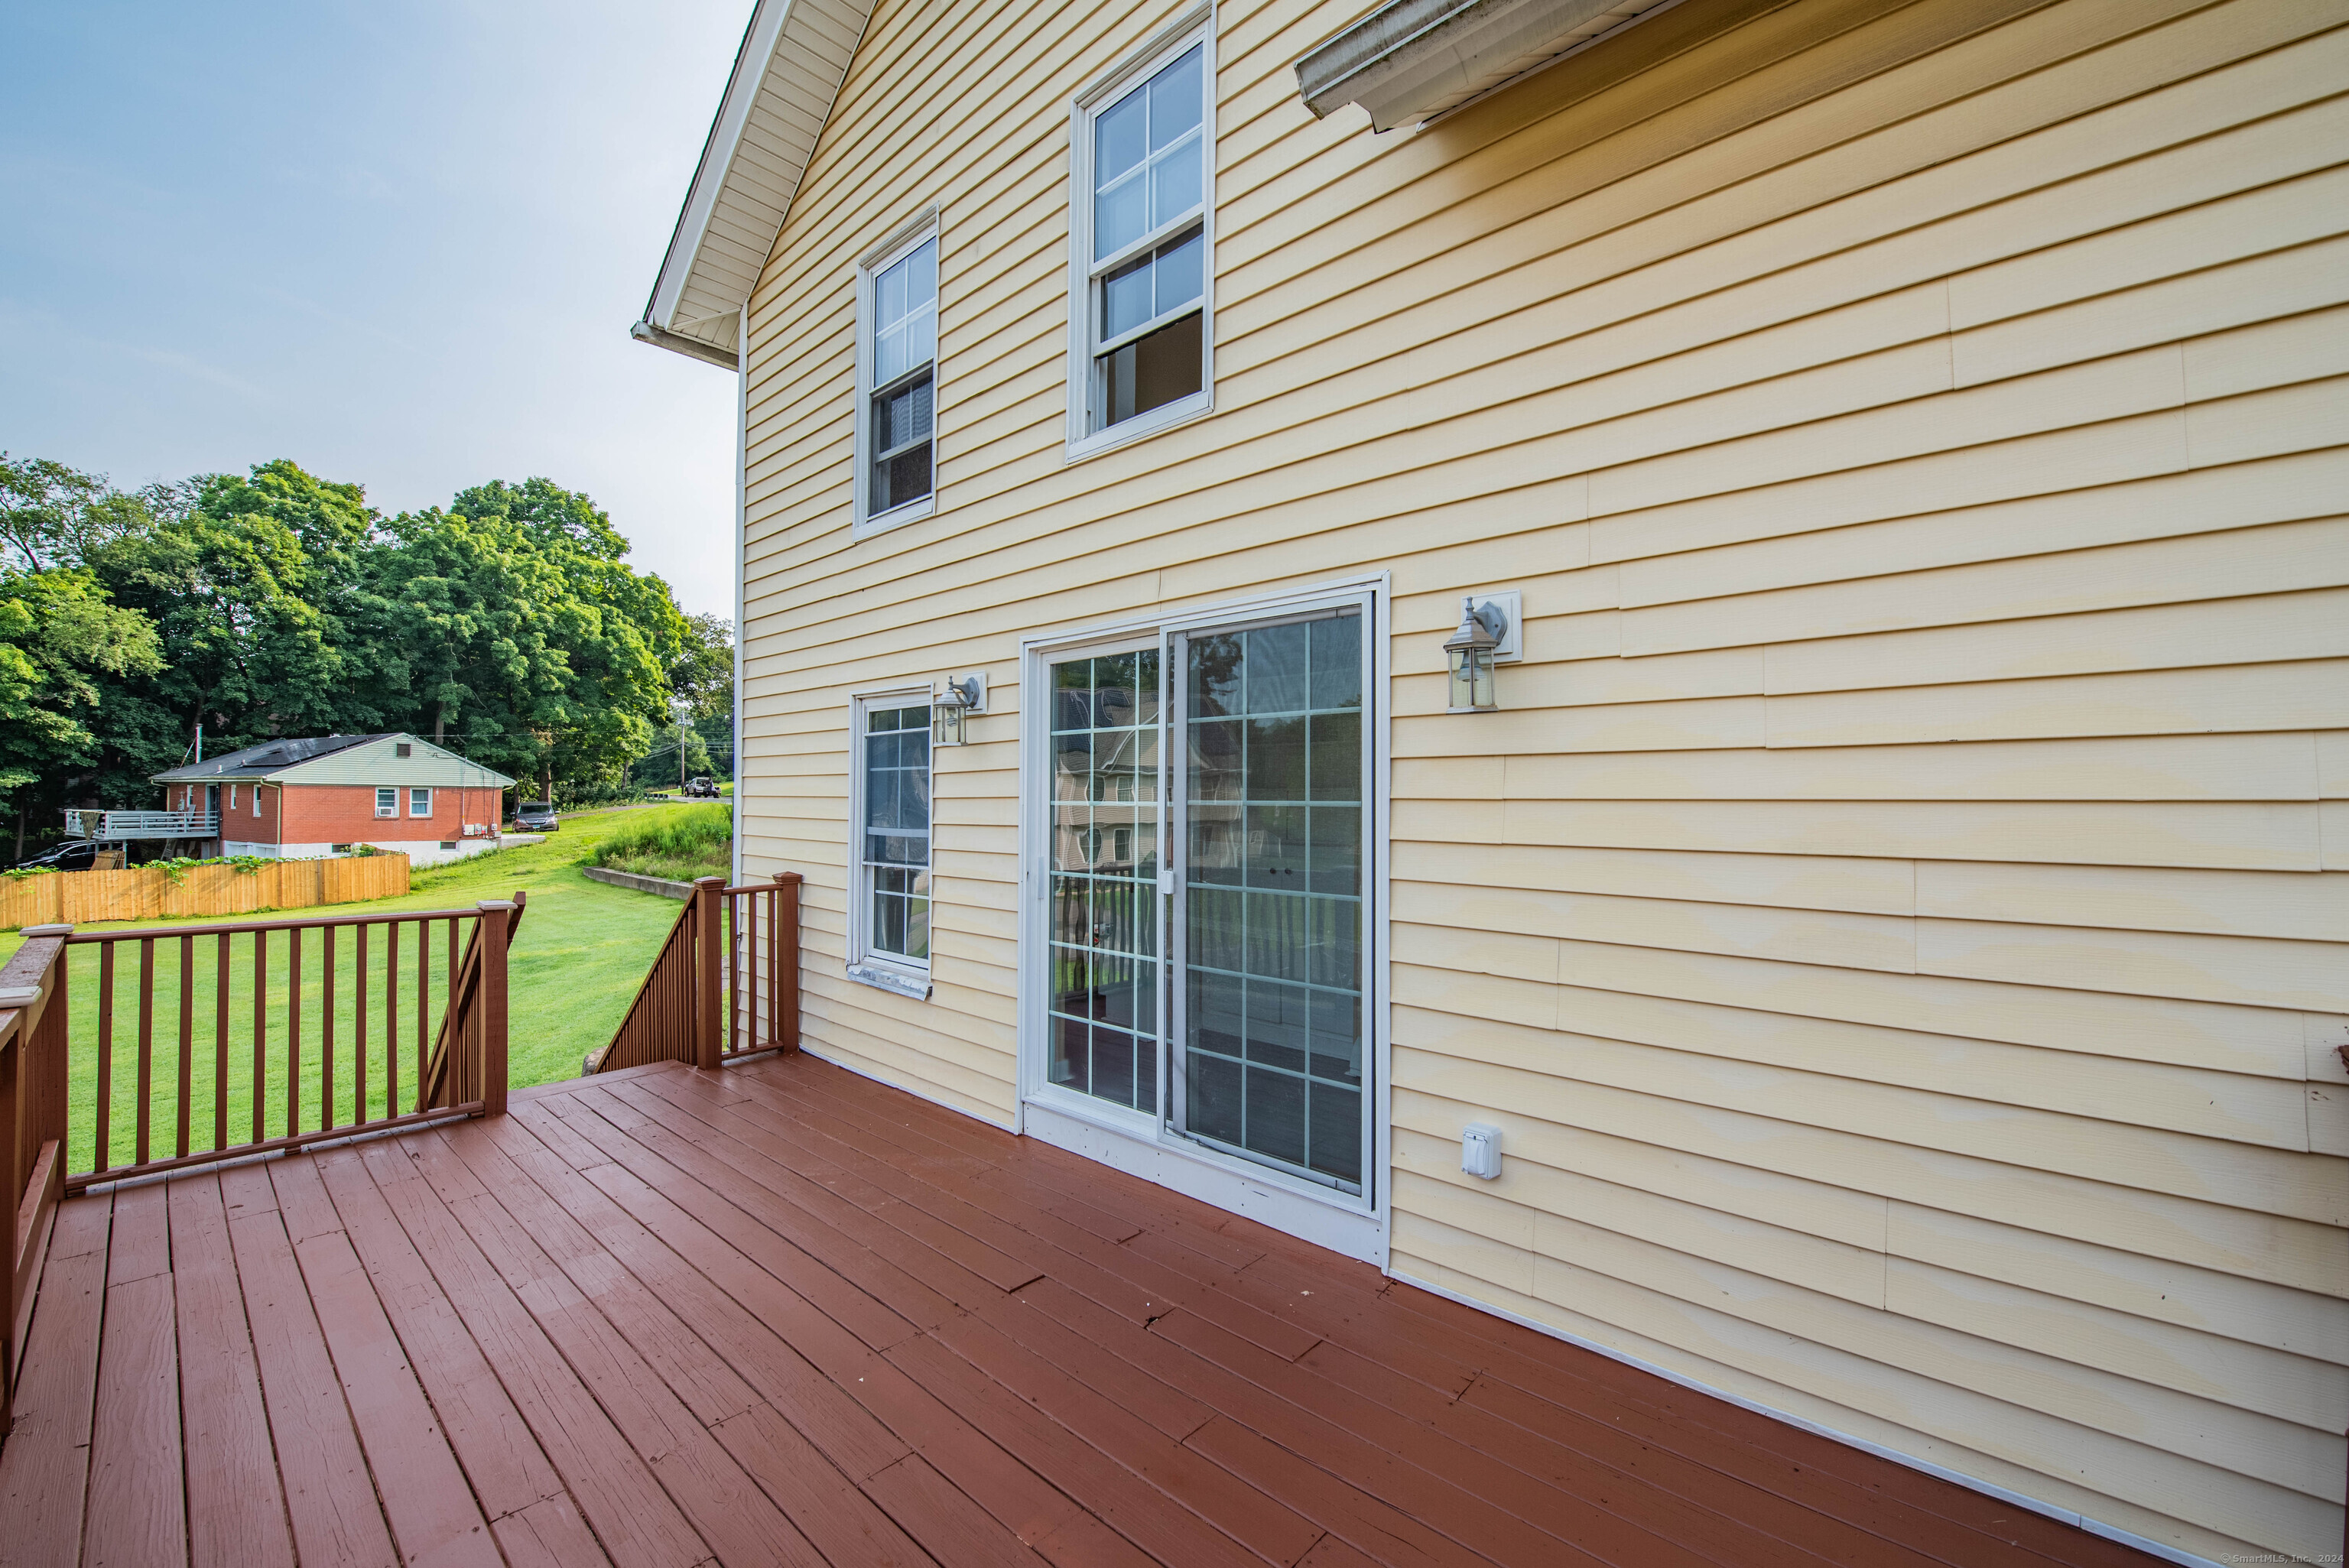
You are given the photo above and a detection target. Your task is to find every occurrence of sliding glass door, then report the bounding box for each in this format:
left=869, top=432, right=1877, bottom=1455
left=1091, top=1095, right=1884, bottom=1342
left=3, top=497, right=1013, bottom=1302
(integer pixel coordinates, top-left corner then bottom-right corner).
left=1038, top=604, right=1369, bottom=1199
left=1170, top=611, right=1366, bottom=1192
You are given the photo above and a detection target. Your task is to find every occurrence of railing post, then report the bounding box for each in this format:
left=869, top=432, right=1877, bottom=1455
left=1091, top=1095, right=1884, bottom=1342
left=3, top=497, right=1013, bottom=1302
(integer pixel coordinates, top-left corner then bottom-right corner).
left=693, top=878, right=723, bottom=1070
left=773, top=873, right=801, bottom=1053
left=476, top=901, right=514, bottom=1115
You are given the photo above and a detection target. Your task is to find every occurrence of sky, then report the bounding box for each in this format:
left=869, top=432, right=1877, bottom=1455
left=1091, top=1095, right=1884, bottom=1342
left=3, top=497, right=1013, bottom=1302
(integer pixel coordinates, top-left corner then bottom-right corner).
left=1, top=0, right=749, bottom=617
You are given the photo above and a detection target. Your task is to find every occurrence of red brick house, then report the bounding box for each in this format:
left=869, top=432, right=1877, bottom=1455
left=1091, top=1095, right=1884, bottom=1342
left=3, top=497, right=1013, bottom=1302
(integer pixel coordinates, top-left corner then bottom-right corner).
left=152, top=733, right=516, bottom=865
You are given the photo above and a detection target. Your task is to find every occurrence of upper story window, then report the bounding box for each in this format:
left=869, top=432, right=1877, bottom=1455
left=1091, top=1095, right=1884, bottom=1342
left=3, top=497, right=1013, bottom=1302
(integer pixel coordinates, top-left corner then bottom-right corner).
left=409, top=787, right=434, bottom=818
left=856, top=226, right=940, bottom=534
left=375, top=787, right=398, bottom=819
left=1068, top=27, right=1213, bottom=456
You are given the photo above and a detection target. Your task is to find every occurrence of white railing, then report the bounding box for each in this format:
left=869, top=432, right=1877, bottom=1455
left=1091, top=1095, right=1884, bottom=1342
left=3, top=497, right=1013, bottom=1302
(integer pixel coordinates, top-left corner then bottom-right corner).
left=63, top=810, right=220, bottom=839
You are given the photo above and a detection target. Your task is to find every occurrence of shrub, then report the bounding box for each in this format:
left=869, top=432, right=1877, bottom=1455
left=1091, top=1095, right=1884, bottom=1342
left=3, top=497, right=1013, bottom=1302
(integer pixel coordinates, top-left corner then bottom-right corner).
left=590, top=804, right=733, bottom=883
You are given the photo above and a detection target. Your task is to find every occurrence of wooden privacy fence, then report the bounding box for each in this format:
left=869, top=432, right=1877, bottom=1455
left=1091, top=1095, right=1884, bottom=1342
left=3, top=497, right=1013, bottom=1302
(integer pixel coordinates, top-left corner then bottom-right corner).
left=0, top=854, right=411, bottom=930
left=594, top=873, right=801, bottom=1074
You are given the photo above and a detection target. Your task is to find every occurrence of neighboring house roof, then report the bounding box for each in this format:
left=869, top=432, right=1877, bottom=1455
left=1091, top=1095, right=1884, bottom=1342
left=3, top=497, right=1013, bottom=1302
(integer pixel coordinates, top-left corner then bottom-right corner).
left=1297, top=0, right=1688, bottom=131
left=634, top=0, right=877, bottom=369
left=153, top=734, right=517, bottom=790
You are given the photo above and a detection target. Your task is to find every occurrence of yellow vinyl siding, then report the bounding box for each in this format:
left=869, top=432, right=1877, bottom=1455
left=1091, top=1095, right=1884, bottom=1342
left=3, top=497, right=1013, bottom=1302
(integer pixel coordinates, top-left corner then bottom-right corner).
left=730, top=0, right=2349, bottom=1557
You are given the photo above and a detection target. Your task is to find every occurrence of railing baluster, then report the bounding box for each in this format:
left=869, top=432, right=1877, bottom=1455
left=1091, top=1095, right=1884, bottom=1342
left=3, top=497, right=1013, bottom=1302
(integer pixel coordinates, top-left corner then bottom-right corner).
left=287, top=927, right=302, bottom=1138
left=214, top=933, right=229, bottom=1152
left=176, top=933, right=194, bottom=1159
left=321, top=924, right=336, bottom=1131
left=135, top=937, right=154, bottom=1167
left=726, top=888, right=741, bottom=1057
left=356, top=922, right=369, bottom=1125
left=252, top=930, right=266, bottom=1142
left=385, top=919, right=399, bottom=1119
left=415, top=917, right=430, bottom=1115
left=94, top=944, right=114, bottom=1174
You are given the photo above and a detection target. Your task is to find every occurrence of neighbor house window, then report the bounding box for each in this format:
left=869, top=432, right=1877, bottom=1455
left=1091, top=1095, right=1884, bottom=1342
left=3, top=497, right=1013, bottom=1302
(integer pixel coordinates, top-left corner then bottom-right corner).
left=375, top=787, right=397, bottom=819
left=409, top=787, right=433, bottom=817
left=229, top=785, right=239, bottom=810
left=855, top=224, right=939, bottom=532
left=253, top=787, right=262, bottom=816
left=1069, top=28, right=1213, bottom=451
left=849, top=696, right=931, bottom=993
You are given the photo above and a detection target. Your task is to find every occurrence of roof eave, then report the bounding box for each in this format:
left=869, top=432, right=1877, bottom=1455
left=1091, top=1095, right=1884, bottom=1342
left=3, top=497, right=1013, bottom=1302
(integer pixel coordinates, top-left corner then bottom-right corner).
left=635, top=0, right=876, bottom=370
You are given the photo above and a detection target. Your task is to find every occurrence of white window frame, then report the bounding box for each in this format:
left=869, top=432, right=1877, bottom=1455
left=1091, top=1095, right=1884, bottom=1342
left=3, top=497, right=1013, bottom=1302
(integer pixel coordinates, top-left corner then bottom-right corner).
left=1012, top=571, right=1393, bottom=1266
left=853, top=211, right=943, bottom=537
left=229, top=784, right=239, bottom=810
left=408, top=787, right=433, bottom=818
left=374, top=787, right=397, bottom=820
left=1064, top=8, right=1217, bottom=464
left=845, top=685, right=937, bottom=999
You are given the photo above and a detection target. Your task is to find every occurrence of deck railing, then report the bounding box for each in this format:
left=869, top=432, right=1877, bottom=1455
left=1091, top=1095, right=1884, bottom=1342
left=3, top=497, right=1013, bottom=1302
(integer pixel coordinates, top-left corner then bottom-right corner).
left=14, top=894, right=525, bottom=1200
left=62, top=809, right=219, bottom=839
left=1, top=927, right=70, bottom=1433
left=592, top=872, right=800, bottom=1074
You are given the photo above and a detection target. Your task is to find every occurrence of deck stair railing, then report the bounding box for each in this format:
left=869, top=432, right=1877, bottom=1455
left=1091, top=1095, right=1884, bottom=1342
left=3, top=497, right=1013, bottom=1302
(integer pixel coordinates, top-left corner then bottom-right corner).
left=591, top=872, right=800, bottom=1075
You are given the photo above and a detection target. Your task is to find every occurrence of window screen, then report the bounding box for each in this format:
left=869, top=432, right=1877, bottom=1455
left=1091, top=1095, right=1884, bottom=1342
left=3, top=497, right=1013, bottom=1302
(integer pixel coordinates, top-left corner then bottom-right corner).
left=859, top=702, right=931, bottom=964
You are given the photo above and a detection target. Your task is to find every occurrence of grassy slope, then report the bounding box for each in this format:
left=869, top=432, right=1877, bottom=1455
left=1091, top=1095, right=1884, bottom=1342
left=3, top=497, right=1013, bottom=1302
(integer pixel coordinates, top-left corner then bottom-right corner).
left=590, top=803, right=733, bottom=882
left=3, top=807, right=716, bottom=1171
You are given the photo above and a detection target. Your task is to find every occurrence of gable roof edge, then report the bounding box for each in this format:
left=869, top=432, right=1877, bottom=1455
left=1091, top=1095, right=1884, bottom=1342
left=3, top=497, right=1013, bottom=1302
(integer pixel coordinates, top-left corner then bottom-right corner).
left=635, top=0, right=875, bottom=367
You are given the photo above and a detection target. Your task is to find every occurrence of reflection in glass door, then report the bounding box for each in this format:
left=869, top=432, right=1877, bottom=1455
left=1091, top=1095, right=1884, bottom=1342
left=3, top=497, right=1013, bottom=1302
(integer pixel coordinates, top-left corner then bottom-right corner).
left=1173, top=611, right=1365, bottom=1193
left=1046, top=648, right=1162, bottom=1112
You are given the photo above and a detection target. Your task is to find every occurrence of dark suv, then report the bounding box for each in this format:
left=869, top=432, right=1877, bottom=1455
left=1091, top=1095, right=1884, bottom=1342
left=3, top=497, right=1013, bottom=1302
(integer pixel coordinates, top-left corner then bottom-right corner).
left=15, top=840, right=99, bottom=872
left=514, top=801, right=560, bottom=833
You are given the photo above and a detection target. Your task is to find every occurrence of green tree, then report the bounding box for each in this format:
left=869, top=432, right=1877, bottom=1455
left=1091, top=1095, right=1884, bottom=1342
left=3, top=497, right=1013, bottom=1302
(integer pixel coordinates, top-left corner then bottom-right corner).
left=83, top=460, right=386, bottom=787
left=0, top=453, right=177, bottom=572
left=0, top=567, right=164, bottom=854
left=372, top=480, right=687, bottom=804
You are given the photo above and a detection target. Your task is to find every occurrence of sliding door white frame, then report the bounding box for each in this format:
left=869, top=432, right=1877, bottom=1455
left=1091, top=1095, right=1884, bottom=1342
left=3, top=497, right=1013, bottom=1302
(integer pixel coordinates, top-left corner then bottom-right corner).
left=1014, top=573, right=1392, bottom=1265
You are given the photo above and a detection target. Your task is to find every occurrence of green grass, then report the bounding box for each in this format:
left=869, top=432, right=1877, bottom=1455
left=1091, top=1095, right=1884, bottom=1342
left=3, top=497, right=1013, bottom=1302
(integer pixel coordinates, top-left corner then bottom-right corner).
left=590, top=803, right=733, bottom=883
left=0, top=805, right=726, bottom=1174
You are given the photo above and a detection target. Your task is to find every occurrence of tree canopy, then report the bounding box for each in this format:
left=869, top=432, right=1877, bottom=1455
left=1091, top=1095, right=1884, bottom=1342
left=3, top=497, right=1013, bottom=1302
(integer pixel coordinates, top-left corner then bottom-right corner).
left=0, top=453, right=713, bottom=851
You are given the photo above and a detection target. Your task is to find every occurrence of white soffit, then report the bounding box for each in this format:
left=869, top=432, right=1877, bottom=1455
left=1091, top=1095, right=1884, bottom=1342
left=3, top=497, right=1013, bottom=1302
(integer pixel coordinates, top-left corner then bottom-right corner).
left=1297, top=0, right=1685, bottom=131
left=635, top=0, right=875, bottom=368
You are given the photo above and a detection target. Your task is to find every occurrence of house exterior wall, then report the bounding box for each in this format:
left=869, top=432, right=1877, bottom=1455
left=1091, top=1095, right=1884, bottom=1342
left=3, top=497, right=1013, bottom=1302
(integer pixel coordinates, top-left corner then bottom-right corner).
left=731, top=0, right=2349, bottom=1559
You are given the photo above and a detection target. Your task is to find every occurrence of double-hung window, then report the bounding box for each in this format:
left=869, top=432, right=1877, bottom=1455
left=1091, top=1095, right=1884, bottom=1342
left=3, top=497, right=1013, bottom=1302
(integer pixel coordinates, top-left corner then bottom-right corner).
left=1070, top=28, right=1213, bottom=451
left=849, top=696, right=932, bottom=995
left=375, top=787, right=397, bottom=819
left=856, top=226, right=940, bottom=532
left=409, top=787, right=433, bottom=818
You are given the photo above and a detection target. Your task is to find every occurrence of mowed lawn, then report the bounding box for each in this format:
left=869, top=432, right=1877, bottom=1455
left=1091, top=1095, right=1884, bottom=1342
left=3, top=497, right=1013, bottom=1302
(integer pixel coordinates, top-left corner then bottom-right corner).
left=0, top=807, right=718, bottom=1174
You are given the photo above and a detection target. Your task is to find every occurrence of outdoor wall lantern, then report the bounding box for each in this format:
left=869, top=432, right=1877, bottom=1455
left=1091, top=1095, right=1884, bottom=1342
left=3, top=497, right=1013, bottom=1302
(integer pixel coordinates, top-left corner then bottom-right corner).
left=932, top=673, right=986, bottom=745
left=1443, top=589, right=1521, bottom=713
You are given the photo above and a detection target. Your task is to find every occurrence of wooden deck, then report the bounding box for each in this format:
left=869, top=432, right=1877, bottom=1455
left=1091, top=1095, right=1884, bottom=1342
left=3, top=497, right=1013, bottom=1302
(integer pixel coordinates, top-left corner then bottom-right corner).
left=0, top=1052, right=2162, bottom=1568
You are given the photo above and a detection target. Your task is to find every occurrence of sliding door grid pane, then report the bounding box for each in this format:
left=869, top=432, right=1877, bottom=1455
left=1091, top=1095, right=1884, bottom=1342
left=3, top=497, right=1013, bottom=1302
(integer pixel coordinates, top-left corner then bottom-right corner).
left=1184, top=615, right=1363, bottom=1189
left=1048, top=651, right=1161, bottom=1112
left=863, top=703, right=930, bottom=963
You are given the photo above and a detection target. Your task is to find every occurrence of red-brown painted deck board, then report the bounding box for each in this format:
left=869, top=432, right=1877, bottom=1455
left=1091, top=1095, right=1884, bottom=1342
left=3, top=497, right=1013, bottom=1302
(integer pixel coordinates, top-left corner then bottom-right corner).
left=0, top=1053, right=2165, bottom=1568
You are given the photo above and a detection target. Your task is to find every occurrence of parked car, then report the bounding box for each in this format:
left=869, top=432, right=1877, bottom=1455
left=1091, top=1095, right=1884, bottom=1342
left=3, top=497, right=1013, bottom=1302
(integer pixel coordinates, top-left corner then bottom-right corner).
left=684, top=776, right=721, bottom=798
left=514, top=801, right=560, bottom=833
left=15, top=840, right=100, bottom=872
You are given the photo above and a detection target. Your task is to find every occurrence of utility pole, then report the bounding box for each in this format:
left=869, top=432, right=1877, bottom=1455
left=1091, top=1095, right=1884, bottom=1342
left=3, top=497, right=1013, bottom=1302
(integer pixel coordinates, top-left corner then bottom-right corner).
left=674, top=700, right=691, bottom=793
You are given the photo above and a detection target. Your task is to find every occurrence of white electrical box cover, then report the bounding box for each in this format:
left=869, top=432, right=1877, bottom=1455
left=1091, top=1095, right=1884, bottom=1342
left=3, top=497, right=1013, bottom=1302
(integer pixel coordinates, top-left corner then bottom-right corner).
left=1461, top=1122, right=1502, bottom=1180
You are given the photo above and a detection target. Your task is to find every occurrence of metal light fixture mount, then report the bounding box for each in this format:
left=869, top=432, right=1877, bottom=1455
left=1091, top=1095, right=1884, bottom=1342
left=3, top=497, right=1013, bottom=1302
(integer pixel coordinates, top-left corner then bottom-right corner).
left=932, top=672, right=987, bottom=745
left=1443, top=589, right=1521, bottom=713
